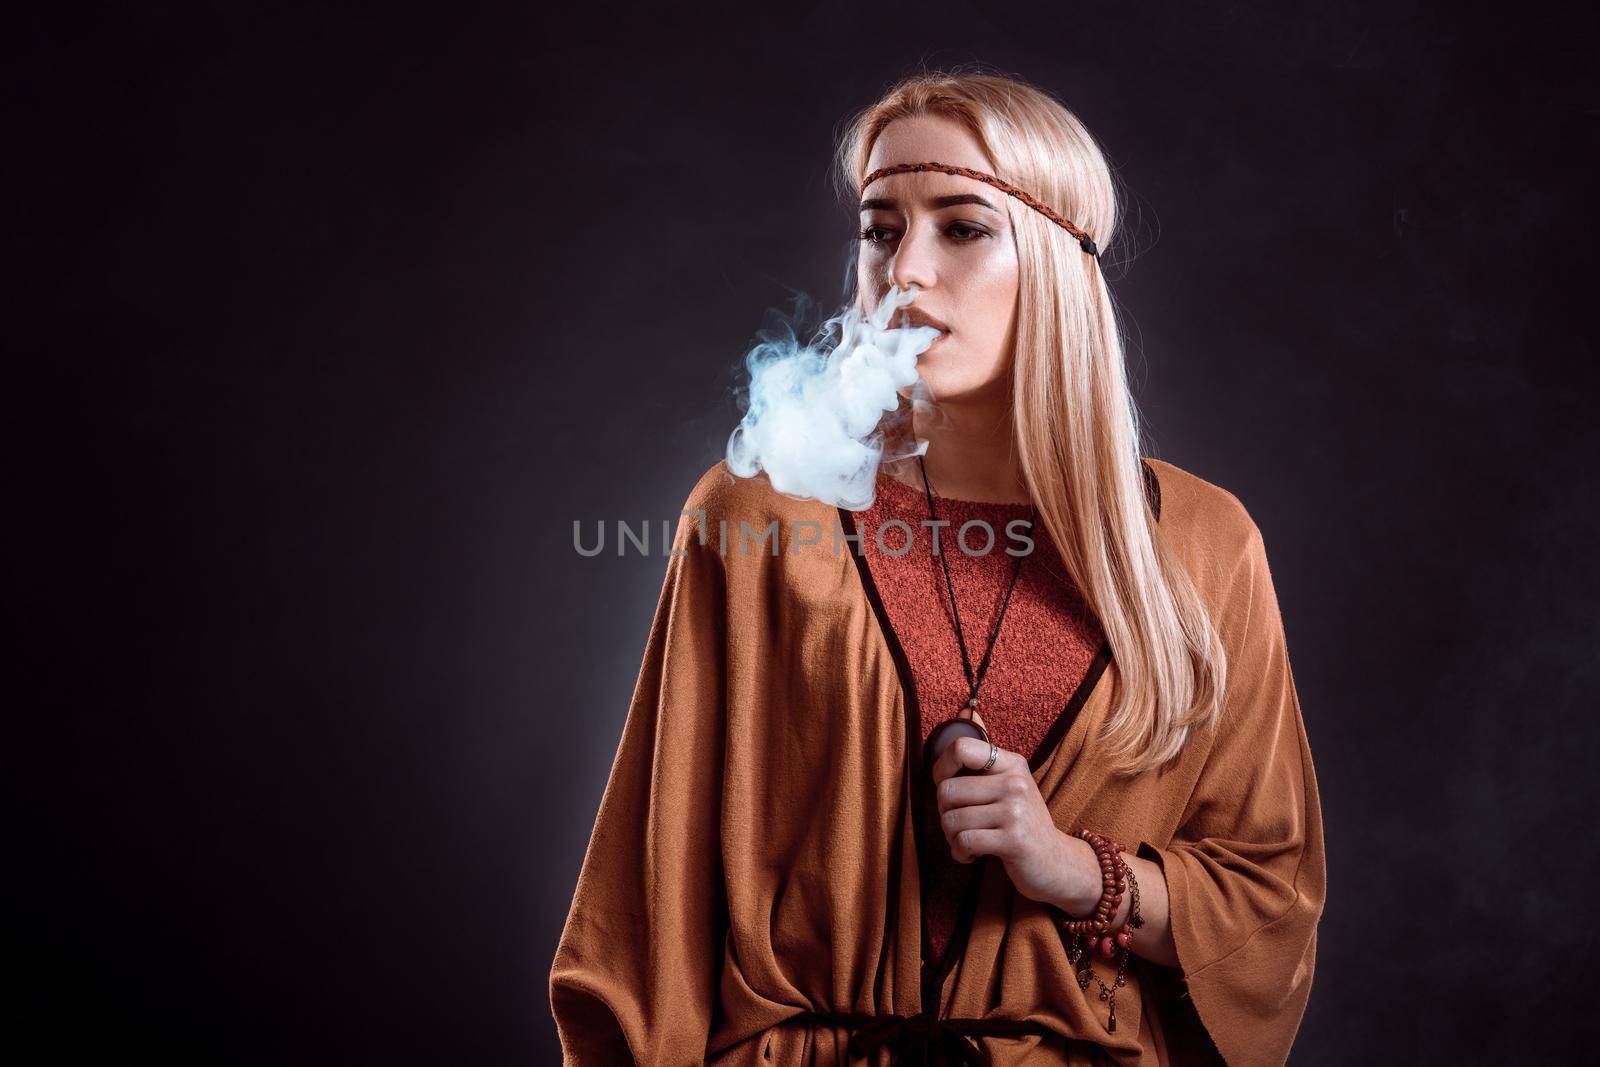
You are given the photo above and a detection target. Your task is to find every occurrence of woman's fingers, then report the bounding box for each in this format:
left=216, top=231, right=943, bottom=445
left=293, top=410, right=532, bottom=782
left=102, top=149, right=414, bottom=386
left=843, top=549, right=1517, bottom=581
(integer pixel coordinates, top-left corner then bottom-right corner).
left=940, top=799, right=1013, bottom=836
left=940, top=808, right=1016, bottom=864
left=930, top=731, right=1012, bottom=786
left=935, top=770, right=1008, bottom=816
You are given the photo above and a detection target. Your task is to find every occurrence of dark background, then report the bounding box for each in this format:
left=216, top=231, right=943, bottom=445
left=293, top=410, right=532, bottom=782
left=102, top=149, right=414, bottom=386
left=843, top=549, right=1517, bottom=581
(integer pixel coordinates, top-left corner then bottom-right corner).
left=6, top=2, right=1597, bottom=1063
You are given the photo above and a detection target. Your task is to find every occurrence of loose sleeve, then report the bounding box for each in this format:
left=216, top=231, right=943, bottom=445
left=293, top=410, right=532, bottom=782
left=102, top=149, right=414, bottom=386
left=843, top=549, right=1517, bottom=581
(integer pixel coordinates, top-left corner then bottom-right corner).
left=549, top=505, right=729, bottom=1065
left=1136, top=519, right=1327, bottom=1067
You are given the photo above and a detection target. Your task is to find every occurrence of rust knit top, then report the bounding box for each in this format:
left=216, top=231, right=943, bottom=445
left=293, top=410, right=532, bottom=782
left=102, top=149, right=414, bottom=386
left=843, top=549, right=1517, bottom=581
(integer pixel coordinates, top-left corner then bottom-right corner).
left=856, top=469, right=1106, bottom=965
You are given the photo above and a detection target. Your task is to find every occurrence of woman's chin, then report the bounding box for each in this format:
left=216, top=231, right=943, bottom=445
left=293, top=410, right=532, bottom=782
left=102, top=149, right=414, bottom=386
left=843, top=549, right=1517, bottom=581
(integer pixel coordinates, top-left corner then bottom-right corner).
left=902, top=348, right=1007, bottom=404
left=915, top=371, right=995, bottom=403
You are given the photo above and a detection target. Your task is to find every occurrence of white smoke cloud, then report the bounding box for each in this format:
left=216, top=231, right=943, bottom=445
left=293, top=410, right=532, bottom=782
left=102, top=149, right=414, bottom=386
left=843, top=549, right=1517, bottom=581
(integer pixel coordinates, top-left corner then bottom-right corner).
left=726, top=283, right=941, bottom=510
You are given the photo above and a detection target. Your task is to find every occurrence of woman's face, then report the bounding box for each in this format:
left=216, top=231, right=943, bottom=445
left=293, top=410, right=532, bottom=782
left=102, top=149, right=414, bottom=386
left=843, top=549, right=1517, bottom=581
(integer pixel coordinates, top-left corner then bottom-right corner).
left=857, top=114, right=1021, bottom=405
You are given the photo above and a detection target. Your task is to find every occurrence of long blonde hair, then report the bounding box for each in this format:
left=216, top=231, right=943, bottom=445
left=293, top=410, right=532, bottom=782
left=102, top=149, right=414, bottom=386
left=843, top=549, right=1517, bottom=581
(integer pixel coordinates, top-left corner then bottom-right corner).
left=834, top=66, right=1226, bottom=775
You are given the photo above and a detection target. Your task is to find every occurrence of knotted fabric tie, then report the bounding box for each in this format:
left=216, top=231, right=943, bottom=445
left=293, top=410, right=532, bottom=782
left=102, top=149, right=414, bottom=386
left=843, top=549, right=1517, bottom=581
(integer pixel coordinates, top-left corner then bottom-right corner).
left=780, top=1008, right=1057, bottom=1066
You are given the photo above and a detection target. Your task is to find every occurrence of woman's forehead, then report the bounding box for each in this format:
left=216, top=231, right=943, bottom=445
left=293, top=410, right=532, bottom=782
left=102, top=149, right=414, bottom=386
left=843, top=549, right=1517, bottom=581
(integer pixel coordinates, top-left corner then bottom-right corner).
left=865, top=114, right=993, bottom=175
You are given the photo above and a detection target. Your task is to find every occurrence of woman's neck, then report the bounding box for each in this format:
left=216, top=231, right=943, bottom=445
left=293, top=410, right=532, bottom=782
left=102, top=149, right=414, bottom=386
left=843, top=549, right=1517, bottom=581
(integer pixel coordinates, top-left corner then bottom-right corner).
left=885, top=399, right=1030, bottom=504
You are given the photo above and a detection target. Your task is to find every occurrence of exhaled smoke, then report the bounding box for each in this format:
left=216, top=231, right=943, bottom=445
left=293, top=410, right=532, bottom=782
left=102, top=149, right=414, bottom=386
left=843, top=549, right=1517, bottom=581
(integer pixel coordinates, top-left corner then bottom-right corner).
left=726, top=283, right=942, bottom=510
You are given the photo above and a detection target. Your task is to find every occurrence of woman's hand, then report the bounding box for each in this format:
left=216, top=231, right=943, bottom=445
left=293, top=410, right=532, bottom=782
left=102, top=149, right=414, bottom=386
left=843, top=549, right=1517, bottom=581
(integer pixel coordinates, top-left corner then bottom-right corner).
left=928, top=712, right=1082, bottom=907
left=927, top=712, right=1180, bottom=965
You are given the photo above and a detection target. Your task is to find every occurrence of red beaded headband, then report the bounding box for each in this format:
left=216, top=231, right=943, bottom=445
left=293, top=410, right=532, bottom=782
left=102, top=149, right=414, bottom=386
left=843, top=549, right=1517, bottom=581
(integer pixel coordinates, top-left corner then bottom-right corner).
left=860, top=161, right=1099, bottom=258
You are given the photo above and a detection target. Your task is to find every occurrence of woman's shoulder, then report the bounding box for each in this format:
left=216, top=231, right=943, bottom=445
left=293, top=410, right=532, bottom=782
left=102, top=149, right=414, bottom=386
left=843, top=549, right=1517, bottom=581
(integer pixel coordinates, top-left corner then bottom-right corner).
left=1142, top=455, right=1266, bottom=571
left=678, top=459, right=840, bottom=551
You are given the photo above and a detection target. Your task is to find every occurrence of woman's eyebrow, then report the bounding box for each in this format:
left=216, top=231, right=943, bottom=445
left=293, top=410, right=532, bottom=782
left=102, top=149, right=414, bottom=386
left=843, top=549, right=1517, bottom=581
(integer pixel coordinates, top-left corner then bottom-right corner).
left=858, top=193, right=1002, bottom=214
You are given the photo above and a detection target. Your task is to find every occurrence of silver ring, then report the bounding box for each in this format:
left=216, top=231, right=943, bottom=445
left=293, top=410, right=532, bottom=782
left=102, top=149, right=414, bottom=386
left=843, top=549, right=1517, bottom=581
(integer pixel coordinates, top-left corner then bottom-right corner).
left=981, top=741, right=999, bottom=773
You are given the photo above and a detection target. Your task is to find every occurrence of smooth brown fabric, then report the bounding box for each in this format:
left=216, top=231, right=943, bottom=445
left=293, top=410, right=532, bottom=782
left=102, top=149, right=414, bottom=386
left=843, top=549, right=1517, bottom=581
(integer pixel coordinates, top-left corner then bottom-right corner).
left=549, top=457, right=1326, bottom=1066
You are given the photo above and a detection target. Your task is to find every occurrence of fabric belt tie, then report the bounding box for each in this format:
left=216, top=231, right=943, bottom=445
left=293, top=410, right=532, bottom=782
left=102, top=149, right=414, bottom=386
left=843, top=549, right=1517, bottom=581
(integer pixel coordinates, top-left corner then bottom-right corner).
left=780, top=1008, right=1057, bottom=1066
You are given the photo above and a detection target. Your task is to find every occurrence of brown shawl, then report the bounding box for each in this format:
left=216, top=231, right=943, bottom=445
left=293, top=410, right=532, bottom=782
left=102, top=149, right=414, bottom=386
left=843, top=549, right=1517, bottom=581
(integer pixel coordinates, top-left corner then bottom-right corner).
left=550, top=457, right=1326, bottom=1065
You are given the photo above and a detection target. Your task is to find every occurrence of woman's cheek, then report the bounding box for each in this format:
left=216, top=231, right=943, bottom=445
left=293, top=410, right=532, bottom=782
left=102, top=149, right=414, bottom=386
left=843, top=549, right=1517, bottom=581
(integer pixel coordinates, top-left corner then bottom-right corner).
left=921, top=341, right=1009, bottom=399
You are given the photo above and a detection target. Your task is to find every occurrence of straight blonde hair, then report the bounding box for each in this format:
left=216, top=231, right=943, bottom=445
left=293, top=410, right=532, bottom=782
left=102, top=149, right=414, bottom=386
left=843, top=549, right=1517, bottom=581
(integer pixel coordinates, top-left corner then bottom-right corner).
left=834, top=67, right=1226, bottom=775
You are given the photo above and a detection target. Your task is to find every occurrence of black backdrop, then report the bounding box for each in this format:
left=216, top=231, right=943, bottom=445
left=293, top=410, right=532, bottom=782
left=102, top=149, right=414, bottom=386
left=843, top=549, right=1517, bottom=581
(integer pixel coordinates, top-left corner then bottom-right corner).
left=7, top=3, right=1598, bottom=1063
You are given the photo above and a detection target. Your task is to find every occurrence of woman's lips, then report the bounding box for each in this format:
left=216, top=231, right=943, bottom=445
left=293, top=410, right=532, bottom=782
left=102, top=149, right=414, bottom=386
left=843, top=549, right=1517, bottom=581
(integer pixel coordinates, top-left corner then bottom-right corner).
left=896, top=307, right=950, bottom=332
left=885, top=321, right=949, bottom=353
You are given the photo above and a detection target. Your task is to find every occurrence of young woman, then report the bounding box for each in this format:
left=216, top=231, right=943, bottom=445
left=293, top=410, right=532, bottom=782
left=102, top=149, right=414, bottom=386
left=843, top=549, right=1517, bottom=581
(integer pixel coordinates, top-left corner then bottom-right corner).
left=551, top=70, right=1326, bottom=1066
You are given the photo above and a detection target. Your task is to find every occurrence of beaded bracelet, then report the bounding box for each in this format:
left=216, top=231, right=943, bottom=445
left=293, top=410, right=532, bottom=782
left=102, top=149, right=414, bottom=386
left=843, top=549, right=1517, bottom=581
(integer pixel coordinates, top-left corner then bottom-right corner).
left=1057, top=829, right=1146, bottom=1034
left=1058, top=829, right=1128, bottom=937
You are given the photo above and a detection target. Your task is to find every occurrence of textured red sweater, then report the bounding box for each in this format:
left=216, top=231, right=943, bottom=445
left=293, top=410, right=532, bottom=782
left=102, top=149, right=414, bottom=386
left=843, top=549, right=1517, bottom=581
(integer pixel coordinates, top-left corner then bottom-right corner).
left=857, top=470, right=1105, bottom=964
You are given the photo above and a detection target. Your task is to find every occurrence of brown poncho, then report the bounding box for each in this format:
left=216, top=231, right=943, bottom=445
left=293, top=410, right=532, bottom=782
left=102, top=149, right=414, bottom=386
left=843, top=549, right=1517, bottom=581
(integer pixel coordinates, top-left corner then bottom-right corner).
left=550, top=457, right=1326, bottom=1065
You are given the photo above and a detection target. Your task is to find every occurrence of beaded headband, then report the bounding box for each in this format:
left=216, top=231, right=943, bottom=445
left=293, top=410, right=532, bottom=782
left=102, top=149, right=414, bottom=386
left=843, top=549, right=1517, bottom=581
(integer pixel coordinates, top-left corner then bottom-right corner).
left=860, top=161, right=1099, bottom=258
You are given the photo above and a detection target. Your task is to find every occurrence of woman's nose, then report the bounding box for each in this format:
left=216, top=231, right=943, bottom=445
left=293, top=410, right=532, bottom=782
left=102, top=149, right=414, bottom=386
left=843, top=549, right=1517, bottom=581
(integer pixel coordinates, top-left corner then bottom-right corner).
left=889, top=225, right=938, bottom=293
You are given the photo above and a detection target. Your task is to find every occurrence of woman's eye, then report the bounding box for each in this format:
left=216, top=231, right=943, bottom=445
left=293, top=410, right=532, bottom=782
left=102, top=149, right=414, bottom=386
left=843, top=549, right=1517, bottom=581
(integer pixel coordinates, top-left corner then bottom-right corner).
left=857, top=223, right=989, bottom=244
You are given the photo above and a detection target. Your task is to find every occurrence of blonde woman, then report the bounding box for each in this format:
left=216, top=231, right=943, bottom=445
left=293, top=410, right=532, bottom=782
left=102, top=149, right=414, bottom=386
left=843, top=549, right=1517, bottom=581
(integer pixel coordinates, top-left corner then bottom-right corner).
left=551, top=68, right=1325, bottom=1066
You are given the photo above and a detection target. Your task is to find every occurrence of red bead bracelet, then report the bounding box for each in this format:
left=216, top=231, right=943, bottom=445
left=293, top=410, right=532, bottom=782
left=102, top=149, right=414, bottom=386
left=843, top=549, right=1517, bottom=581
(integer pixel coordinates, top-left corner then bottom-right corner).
left=1056, top=828, right=1145, bottom=1034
